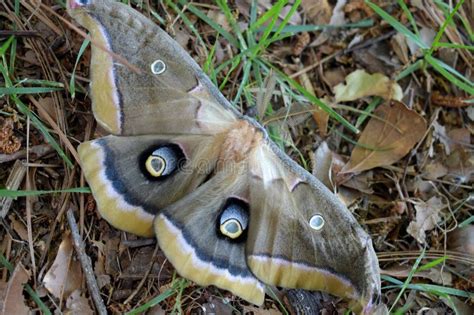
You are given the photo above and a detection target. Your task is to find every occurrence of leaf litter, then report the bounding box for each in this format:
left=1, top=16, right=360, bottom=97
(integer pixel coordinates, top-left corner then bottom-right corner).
left=1, top=0, right=473, bottom=314
left=341, top=100, right=427, bottom=173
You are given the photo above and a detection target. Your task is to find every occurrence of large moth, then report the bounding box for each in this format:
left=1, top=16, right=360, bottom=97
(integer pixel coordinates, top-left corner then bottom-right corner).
left=67, top=0, right=381, bottom=312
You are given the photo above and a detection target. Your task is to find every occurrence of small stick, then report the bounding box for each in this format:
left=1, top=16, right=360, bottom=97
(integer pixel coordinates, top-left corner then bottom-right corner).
left=124, top=243, right=160, bottom=305
left=67, top=208, right=107, bottom=315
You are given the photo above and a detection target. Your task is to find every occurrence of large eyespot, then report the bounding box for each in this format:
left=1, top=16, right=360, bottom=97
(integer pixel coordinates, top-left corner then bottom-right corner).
left=309, top=214, right=325, bottom=231
left=70, top=0, right=91, bottom=8
left=140, top=144, right=185, bottom=180
left=151, top=60, right=166, bottom=75
left=218, top=198, right=249, bottom=240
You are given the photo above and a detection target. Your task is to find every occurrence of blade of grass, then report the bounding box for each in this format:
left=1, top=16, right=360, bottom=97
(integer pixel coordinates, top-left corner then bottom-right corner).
left=388, top=248, right=426, bottom=313
left=365, top=1, right=428, bottom=50
left=70, top=38, right=90, bottom=99
left=267, top=19, right=374, bottom=33
left=425, top=55, right=474, bottom=94
left=383, top=275, right=473, bottom=299
left=0, top=87, right=63, bottom=95
left=165, top=0, right=207, bottom=51
left=0, top=187, right=91, bottom=197
left=251, top=0, right=286, bottom=56
left=248, top=0, right=288, bottom=32
left=416, top=256, right=448, bottom=272
left=0, top=36, right=15, bottom=55
left=272, top=0, right=301, bottom=39
left=125, top=278, right=187, bottom=315
left=395, top=59, right=424, bottom=81
left=176, top=0, right=238, bottom=47
left=435, top=42, right=474, bottom=50
left=355, top=97, right=383, bottom=128
left=272, top=64, right=359, bottom=133
left=434, top=0, right=473, bottom=41
left=15, top=79, right=64, bottom=87
left=216, top=0, right=247, bottom=49
left=428, top=0, right=464, bottom=56
left=397, top=0, right=420, bottom=37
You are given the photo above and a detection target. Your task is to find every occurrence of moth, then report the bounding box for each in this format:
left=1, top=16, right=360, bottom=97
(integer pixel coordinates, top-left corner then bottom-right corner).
left=68, top=0, right=381, bottom=312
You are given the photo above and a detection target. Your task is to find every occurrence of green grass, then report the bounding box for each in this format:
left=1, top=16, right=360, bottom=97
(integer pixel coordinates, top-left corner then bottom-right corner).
left=125, top=278, right=189, bottom=315
left=0, top=36, right=74, bottom=168
left=366, top=0, right=474, bottom=95
left=0, top=187, right=91, bottom=198
left=170, top=0, right=369, bottom=138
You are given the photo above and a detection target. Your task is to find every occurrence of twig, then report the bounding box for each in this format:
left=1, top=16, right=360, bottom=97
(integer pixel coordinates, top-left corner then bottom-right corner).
left=67, top=208, right=107, bottom=315
left=124, top=243, right=160, bottom=305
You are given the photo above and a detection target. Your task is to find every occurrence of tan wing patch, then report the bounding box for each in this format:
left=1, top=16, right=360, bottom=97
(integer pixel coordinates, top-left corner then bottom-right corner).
left=155, top=214, right=265, bottom=305
left=248, top=255, right=358, bottom=300
left=78, top=141, right=154, bottom=236
left=79, top=13, right=122, bottom=134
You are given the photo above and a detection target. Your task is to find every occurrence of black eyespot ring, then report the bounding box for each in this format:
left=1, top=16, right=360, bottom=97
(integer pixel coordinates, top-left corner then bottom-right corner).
left=216, top=198, right=249, bottom=242
left=139, top=143, right=186, bottom=181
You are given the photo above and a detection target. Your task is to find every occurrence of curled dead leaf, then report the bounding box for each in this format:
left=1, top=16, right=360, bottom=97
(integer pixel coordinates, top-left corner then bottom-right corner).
left=334, top=69, right=403, bottom=102
left=407, top=196, right=444, bottom=244
left=43, top=234, right=83, bottom=300
left=342, top=101, right=427, bottom=173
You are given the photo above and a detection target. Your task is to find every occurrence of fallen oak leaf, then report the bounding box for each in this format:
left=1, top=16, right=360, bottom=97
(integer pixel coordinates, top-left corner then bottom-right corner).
left=341, top=101, right=427, bottom=173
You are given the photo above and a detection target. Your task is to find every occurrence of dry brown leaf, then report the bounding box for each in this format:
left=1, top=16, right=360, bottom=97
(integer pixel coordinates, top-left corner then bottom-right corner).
left=341, top=101, right=427, bottom=173
left=65, top=290, right=93, bottom=315
left=334, top=69, right=403, bottom=102
left=243, top=305, right=282, bottom=315
left=8, top=214, right=29, bottom=241
left=312, top=141, right=334, bottom=189
left=201, top=298, right=234, bottom=315
left=448, top=225, right=474, bottom=256
left=92, top=240, right=111, bottom=289
left=43, top=234, right=83, bottom=299
left=407, top=196, right=444, bottom=244
left=0, top=263, right=31, bottom=315
left=301, top=0, right=332, bottom=24
left=382, top=265, right=452, bottom=285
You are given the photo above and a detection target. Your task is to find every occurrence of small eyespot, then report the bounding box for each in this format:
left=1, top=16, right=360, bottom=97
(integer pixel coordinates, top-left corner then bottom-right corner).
left=151, top=60, right=166, bottom=75
left=70, top=0, right=90, bottom=8
left=220, top=219, right=243, bottom=239
left=145, top=155, right=166, bottom=177
left=309, top=214, right=325, bottom=231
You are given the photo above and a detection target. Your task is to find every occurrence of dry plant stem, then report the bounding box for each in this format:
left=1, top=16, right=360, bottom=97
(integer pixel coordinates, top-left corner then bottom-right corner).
left=0, top=160, right=27, bottom=218
left=0, top=144, right=52, bottom=164
left=25, top=114, right=37, bottom=283
left=67, top=208, right=108, bottom=315
left=377, top=250, right=474, bottom=265
left=123, top=243, right=160, bottom=305
left=39, top=167, right=77, bottom=267
left=27, top=96, right=80, bottom=164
